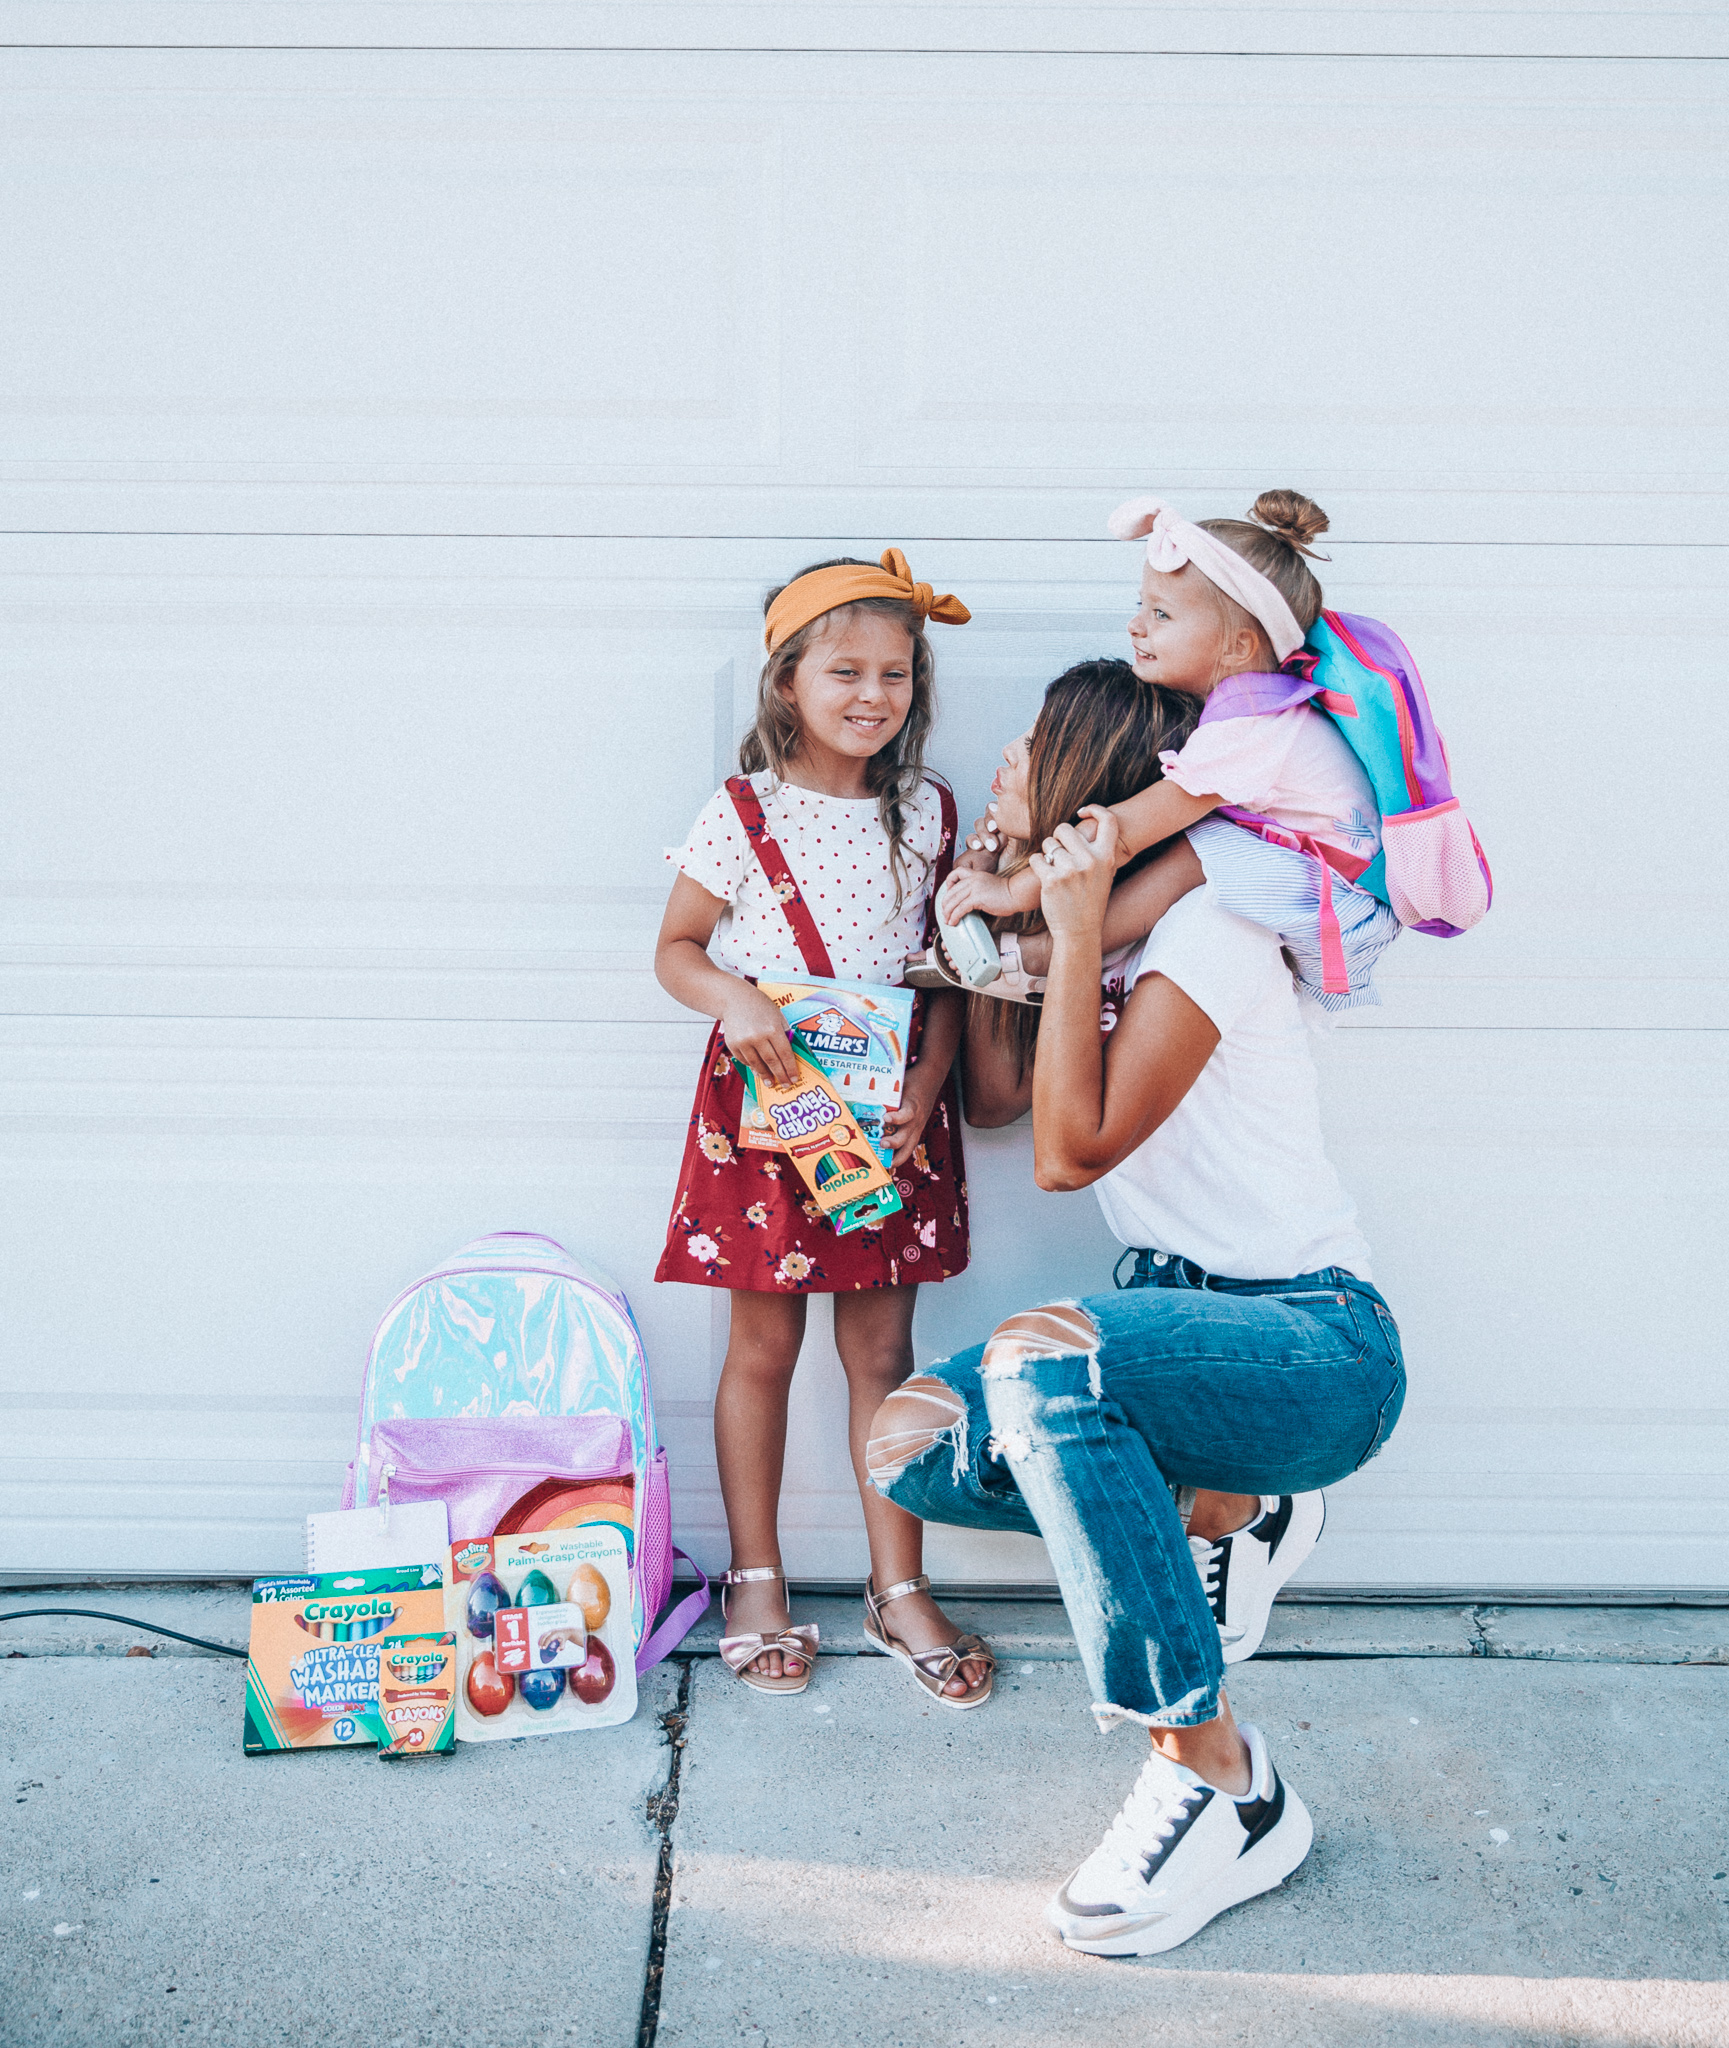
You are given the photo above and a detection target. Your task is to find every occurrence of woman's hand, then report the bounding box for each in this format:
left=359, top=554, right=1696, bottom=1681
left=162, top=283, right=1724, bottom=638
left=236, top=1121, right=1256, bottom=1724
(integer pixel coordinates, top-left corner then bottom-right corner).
left=719, top=984, right=802, bottom=1089
left=1029, top=805, right=1120, bottom=941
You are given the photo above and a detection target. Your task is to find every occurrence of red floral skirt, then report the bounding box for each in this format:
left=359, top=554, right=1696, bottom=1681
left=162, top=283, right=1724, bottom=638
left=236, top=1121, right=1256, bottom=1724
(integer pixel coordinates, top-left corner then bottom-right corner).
left=654, top=1021, right=970, bottom=1293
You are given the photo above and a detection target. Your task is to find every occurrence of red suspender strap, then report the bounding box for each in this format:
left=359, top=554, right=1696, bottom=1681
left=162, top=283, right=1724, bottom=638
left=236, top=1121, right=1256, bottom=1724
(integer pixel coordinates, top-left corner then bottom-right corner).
left=725, top=776, right=837, bottom=981
left=923, top=779, right=958, bottom=948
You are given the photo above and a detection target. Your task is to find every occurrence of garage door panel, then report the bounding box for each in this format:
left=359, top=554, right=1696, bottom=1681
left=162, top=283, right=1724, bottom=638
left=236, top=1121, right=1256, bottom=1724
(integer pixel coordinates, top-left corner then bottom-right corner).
left=860, top=98, right=1723, bottom=493
left=2, top=1021, right=1721, bottom=1585
left=6, top=4, right=1723, bottom=63
left=5, top=66, right=780, bottom=472
left=4, top=50, right=1723, bottom=535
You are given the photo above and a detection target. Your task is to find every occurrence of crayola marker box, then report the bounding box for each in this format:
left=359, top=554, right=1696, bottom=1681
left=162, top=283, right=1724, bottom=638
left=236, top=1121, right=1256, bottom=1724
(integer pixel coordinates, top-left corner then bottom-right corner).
left=242, top=1562, right=446, bottom=1755
left=738, top=1051, right=902, bottom=1235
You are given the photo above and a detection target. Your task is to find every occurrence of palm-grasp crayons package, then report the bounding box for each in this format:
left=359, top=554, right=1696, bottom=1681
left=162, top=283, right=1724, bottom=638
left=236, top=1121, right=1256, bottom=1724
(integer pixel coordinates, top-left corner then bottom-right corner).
left=446, top=1529, right=637, bottom=1742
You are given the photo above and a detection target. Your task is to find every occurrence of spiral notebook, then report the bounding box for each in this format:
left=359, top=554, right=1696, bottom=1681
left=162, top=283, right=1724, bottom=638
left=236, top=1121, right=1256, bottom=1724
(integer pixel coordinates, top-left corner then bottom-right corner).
left=304, top=1499, right=449, bottom=1574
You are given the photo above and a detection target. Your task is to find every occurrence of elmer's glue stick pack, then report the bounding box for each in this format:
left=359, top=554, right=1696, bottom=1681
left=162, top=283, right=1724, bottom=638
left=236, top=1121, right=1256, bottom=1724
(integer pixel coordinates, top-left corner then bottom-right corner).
left=243, top=1562, right=449, bottom=1755
left=760, top=977, right=913, bottom=1105
left=446, top=1528, right=636, bottom=1742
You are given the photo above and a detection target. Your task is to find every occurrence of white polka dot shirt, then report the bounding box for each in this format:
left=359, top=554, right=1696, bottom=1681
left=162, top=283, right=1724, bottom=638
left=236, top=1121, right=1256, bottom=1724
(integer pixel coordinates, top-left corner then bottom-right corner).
left=671, top=772, right=946, bottom=984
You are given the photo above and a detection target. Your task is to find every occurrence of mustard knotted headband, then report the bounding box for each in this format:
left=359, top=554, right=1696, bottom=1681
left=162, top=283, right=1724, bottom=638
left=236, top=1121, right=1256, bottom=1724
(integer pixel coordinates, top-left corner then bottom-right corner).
left=763, top=548, right=972, bottom=653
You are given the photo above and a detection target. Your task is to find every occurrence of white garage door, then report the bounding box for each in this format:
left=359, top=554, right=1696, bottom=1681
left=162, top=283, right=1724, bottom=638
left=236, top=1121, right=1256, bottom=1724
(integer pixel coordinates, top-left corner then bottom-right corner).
left=3, top=6, right=1724, bottom=1593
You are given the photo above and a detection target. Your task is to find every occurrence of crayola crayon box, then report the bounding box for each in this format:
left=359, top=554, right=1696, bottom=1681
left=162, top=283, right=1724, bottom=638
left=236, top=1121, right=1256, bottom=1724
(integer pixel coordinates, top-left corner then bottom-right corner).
left=739, top=1064, right=893, bottom=1169
left=242, top=1562, right=446, bottom=1755
left=374, top=1630, right=458, bottom=1759
left=738, top=1051, right=902, bottom=1234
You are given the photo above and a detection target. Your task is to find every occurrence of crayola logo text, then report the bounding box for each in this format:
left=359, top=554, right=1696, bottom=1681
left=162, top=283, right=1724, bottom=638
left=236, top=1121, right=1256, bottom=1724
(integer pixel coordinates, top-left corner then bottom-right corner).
left=304, top=1596, right=396, bottom=1625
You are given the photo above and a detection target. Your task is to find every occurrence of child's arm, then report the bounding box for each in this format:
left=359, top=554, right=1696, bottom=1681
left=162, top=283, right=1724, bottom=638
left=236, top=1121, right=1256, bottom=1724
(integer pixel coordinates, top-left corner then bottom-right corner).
left=655, top=872, right=802, bottom=1088
left=881, top=987, right=964, bottom=1168
left=939, top=861, right=1040, bottom=922
left=1012, top=835, right=1206, bottom=978
left=1105, top=779, right=1220, bottom=864
left=941, top=779, right=1219, bottom=923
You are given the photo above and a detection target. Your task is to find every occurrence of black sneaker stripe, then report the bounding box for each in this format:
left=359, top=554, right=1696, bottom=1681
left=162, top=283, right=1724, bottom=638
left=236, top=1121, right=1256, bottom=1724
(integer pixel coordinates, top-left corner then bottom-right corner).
left=1208, top=1545, right=1230, bottom=1624
left=1131, top=1785, right=1214, bottom=1885
left=1235, top=1773, right=1286, bottom=1855
left=1251, top=1495, right=1294, bottom=1558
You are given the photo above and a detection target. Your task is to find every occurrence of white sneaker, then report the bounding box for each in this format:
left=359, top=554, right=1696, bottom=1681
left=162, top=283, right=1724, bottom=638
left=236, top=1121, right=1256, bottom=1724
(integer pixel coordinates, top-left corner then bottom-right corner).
left=1047, top=1724, right=1312, bottom=1956
left=1191, top=1491, right=1326, bottom=1664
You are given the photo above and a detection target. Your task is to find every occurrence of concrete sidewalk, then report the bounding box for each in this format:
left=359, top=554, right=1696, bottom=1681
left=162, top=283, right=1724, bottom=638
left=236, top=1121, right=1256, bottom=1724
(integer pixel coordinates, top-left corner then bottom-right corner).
left=3, top=1591, right=1727, bottom=2047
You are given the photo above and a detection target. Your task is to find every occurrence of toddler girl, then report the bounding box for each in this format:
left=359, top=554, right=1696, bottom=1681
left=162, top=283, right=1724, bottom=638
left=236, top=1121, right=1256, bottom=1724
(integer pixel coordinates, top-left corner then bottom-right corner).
left=654, top=551, right=994, bottom=1708
left=943, top=491, right=1402, bottom=1008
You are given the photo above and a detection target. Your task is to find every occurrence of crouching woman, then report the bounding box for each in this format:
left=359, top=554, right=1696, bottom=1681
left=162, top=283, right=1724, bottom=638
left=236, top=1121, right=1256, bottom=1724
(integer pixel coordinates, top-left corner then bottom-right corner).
left=865, top=792, right=1405, bottom=1957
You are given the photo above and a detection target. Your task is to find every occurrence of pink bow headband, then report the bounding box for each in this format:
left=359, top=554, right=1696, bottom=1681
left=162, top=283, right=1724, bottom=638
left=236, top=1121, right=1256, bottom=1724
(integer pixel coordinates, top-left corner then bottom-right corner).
left=1108, top=497, right=1304, bottom=662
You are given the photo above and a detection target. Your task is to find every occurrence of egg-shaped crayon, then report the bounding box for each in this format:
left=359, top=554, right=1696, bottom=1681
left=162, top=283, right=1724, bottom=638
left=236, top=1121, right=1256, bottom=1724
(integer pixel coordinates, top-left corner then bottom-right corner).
left=465, top=1572, right=509, bottom=1640
left=465, top=1651, right=514, bottom=1718
left=516, top=1568, right=559, bottom=1609
left=570, top=1637, right=616, bottom=1706
left=518, top=1665, right=565, bottom=1712
left=566, top=1563, right=610, bottom=1632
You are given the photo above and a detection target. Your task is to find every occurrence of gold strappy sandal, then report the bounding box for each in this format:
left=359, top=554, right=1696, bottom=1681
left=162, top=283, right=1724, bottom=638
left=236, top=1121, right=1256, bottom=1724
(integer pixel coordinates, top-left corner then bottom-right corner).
left=718, top=1565, right=819, bottom=1696
left=861, top=1573, right=995, bottom=1711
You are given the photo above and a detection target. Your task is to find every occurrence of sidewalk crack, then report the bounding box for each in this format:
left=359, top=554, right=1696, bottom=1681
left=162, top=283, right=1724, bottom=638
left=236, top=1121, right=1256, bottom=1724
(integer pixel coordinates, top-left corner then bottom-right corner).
left=1468, top=1605, right=1497, bottom=1656
left=636, top=1658, right=694, bottom=2048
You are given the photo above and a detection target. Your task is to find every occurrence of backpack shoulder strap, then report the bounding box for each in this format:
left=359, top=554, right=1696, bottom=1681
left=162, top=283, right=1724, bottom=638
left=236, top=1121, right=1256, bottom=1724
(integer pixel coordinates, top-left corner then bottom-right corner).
left=724, top=775, right=837, bottom=980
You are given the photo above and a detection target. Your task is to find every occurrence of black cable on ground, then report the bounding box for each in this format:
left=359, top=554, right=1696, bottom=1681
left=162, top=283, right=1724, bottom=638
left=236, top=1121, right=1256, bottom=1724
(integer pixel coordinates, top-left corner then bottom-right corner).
left=0, top=1608, right=248, bottom=1658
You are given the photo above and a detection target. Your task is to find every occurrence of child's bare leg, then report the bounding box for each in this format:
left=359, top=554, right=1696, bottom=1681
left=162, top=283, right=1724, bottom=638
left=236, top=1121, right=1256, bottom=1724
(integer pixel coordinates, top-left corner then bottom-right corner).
left=714, top=1289, right=808, bottom=1678
left=1016, top=837, right=1206, bottom=976
left=833, top=1288, right=990, bottom=1698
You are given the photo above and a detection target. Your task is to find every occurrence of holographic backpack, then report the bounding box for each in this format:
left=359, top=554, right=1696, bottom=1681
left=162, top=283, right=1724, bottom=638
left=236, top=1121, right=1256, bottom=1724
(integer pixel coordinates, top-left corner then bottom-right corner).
left=341, top=1231, right=707, bottom=1672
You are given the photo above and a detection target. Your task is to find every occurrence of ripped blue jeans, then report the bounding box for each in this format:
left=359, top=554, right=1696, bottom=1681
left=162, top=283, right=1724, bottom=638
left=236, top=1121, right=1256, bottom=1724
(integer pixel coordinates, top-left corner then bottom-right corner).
left=872, top=1252, right=1405, bottom=1729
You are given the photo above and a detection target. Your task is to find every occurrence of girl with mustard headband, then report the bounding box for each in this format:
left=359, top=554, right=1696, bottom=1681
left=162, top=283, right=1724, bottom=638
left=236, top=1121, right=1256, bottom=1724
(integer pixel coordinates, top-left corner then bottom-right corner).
left=653, top=551, right=994, bottom=1708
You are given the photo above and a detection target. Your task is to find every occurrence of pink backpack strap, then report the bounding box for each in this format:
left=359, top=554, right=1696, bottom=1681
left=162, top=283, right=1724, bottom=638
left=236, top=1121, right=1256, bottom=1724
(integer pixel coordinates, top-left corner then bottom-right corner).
left=725, top=775, right=837, bottom=980
left=1217, top=806, right=1363, bottom=996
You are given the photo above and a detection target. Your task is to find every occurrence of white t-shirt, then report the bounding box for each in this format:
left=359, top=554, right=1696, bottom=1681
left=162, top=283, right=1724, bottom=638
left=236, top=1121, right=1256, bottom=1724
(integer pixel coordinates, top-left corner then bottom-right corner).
left=671, top=772, right=945, bottom=983
left=1092, top=888, right=1373, bottom=1282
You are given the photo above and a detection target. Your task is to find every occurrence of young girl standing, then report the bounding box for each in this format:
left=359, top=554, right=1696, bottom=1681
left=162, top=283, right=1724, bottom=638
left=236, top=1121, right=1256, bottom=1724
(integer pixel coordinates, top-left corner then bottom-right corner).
left=654, top=551, right=994, bottom=1707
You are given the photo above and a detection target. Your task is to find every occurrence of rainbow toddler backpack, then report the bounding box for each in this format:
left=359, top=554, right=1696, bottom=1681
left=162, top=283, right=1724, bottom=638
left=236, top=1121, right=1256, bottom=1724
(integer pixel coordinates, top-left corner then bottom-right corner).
left=1203, top=610, right=1492, bottom=991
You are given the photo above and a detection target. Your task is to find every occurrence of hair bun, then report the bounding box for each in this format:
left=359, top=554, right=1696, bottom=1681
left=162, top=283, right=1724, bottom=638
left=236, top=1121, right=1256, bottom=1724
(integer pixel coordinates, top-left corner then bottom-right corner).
left=1248, top=489, right=1330, bottom=558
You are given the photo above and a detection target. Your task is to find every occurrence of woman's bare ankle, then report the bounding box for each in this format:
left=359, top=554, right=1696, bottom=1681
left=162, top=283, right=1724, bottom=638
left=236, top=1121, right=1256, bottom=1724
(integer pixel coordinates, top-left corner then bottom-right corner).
left=1153, top=1701, right=1251, bottom=1794
left=1186, top=1490, right=1262, bottom=1543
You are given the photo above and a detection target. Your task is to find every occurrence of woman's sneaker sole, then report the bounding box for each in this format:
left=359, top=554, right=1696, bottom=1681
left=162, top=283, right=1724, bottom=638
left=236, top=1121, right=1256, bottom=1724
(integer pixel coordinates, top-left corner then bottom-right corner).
left=1048, top=1781, right=1314, bottom=1956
